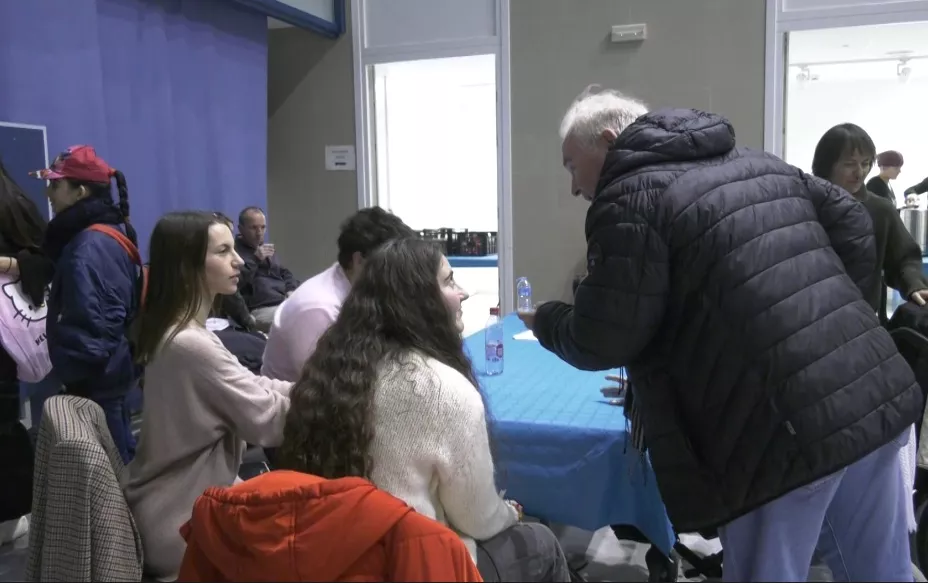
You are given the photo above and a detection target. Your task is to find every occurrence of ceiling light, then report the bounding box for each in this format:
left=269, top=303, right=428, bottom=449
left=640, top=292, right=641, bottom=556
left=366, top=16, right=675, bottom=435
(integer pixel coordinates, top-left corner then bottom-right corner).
left=795, top=66, right=819, bottom=85
left=898, top=59, right=912, bottom=82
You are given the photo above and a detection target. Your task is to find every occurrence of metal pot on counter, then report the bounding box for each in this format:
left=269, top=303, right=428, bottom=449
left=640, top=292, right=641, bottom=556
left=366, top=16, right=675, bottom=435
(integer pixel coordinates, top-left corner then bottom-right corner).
left=900, top=208, right=928, bottom=256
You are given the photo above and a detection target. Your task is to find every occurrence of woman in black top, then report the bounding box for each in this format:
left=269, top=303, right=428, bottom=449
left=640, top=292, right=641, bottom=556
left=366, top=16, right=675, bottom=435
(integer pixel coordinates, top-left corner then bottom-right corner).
left=0, top=159, right=55, bottom=530
left=0, top=160, right=54, bottom=418
left=866, top=150, right=904, bottom=207
left=813, top=126, right=928, bottom=318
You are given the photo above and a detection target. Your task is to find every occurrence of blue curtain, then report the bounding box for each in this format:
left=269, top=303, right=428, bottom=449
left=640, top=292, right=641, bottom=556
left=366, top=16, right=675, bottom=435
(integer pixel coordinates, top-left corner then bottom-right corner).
left=0, top=0, right=267, bottom=258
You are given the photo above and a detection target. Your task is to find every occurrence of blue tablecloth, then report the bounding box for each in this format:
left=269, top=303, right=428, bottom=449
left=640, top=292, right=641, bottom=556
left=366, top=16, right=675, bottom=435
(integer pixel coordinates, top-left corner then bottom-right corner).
left=448, top=254, right=498, bottom=268
left=465, top=314, right=676, bottom=554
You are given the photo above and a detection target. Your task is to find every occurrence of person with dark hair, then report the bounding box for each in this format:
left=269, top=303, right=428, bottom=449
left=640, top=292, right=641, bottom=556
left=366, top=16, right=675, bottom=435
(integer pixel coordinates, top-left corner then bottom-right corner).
left=0, top=158, right=55, bottom=545
left=261, top=206, right=415, bottom=382
left=812, top=124, right=928, bottom=315
left=31, top=145, right=142, bottom=463
left=866, top=149, right=904, bottom=206
left=123, top=211, right=292, bottom=581
left=234, top=207, right=299, bottom=332
left=518, top=89, right=920, bottom=581
left=275, top=238, right=569, bottom=582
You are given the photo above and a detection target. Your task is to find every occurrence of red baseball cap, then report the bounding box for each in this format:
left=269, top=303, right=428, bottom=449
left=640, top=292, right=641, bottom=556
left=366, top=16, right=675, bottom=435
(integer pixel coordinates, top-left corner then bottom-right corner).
left=31, top=145, right=114, bottom=183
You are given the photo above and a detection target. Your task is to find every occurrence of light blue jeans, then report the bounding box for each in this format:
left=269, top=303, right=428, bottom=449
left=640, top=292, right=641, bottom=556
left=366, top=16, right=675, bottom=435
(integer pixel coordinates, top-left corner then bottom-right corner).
left=719, top=433, right=912, bottom=582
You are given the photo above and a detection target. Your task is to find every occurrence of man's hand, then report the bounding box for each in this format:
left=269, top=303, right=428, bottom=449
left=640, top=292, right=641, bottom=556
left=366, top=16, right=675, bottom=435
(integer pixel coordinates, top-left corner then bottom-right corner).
left=600, top=374, right=627, bottom=398
left=516, top=310, right=536, bottom=330
left=286, top=290, right=294, bottom=298
left=255, top=244, right=275, bottom=261
left=910, top=289, right=928, bottom=306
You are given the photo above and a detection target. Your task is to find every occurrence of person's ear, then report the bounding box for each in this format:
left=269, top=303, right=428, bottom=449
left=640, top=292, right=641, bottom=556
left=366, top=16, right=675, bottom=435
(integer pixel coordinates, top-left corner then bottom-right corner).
left=600, top=128, right=618, bottom=146
left=77, top=185, right=89, bottom=199
left=352, top=251, right=364, bottom=272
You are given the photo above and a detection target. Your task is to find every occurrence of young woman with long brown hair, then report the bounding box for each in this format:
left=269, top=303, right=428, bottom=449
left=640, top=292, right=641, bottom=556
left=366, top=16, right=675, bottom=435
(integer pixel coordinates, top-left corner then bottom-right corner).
left=122, top=211, right=292, bottom=581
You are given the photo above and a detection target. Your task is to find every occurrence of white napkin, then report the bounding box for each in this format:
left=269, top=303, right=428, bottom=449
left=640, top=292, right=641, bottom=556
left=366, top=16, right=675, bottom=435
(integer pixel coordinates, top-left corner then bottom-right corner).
left=205, top=317, right=231, bottom=332
left=513, top=330, right=537, bottom=341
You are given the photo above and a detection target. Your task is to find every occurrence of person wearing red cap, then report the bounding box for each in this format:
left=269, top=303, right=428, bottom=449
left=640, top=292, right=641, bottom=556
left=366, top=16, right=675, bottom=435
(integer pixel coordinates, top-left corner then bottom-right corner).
left=867, top=150, right=904, bottom=207
left=33, top=145, right=142, bottom=463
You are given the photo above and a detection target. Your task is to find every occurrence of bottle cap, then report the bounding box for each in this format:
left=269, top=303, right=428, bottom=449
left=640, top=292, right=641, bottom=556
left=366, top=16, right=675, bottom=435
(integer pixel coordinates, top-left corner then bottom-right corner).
left=490, top=307, right=500, bottom=316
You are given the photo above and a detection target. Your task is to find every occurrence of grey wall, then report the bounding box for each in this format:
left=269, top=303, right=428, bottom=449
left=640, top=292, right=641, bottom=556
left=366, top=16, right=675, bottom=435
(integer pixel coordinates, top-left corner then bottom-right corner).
left=267, top=11, right=357, bottom=280
left=510, top=0, right=766, bottom=302
left=266, top=0, right=767, bottom=293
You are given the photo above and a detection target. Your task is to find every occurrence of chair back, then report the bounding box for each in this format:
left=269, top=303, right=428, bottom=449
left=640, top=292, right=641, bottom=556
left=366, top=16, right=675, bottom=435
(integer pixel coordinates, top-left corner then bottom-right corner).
left=25, top=395, right=143, bottom=582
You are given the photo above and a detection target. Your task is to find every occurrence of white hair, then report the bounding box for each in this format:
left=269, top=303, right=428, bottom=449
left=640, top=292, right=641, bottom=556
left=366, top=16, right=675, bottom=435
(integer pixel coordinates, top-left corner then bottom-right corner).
left=559, top=85, right=649, bottom=146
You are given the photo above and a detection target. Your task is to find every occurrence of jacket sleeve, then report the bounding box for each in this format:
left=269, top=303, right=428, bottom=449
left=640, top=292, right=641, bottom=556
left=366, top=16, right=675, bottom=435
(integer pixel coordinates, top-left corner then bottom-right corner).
left=435, top=372, right=519, bottom=542
left=279, top=263, right=300, bottom=292
left=806, top=175, right=878, bottom=296
left=883, top=208, right=928, bottom=298
left=50, top=241, right=135, bottom=387
left=533, top=200, right=669, bottom=371
left=905, top=177, right=928, bottom=196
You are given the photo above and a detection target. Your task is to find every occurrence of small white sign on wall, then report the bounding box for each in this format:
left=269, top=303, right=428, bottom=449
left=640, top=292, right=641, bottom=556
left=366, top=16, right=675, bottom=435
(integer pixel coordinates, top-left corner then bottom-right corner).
left=325, top=145, right=356, bottom=171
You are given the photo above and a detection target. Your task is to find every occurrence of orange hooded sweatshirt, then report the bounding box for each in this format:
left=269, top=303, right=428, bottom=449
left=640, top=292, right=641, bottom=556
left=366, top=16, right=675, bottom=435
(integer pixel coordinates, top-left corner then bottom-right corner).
left=176, top=470, right=483, bottom=583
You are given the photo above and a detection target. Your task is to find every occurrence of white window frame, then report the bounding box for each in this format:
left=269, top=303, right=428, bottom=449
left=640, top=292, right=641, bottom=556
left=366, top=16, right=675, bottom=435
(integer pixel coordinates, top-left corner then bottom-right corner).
left=764, top=0, right=928, bottom=157
left=351, top=0, right=514, bottom=313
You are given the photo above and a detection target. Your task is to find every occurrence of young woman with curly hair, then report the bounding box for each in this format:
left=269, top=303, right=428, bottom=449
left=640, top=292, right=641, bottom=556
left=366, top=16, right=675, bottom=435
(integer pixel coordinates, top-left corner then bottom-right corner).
left=277, top=237, right=569, bottom=582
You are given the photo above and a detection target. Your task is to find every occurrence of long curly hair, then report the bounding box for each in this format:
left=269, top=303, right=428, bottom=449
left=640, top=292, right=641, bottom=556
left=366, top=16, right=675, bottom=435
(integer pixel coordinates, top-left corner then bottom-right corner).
left=276, top=237, right=480, bottom=479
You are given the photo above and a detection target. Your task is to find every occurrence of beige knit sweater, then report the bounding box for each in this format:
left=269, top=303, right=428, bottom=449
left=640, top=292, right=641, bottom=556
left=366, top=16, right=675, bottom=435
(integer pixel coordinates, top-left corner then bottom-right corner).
left=121, top=325, right=292, bottom=581
left=369, top=352, right=519, bottom=562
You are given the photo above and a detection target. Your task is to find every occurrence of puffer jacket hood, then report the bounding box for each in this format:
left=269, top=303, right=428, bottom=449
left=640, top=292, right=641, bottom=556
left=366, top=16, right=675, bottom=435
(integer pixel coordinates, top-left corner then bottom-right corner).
left=177, top=470, right=483, bottom=582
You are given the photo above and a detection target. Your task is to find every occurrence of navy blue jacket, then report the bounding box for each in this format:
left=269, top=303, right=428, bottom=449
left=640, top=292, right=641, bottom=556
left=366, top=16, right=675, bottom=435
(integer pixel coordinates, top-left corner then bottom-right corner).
left=47, top=228, right=138, bottom=399
left=534, top=109, right=922, bottom=532
left=234, top=238, right=299, bottom=309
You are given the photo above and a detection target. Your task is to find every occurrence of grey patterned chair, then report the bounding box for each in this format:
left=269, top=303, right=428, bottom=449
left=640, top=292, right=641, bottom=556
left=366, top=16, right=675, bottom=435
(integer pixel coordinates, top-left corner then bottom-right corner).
left=26, top=395, right=143, bottom=582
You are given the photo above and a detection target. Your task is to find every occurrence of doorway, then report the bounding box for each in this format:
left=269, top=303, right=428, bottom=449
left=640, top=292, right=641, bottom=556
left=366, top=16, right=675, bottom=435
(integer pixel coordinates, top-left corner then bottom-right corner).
left=782, top=21, right=928, bottom=316
left=368, top=54, right=501, bottom=336
left=783, top=21, right=928, bottom=183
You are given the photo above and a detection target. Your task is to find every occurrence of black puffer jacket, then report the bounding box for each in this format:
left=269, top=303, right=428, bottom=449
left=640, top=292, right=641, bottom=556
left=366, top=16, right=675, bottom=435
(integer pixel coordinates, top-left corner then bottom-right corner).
left=534, top=109, right=922, bottom=532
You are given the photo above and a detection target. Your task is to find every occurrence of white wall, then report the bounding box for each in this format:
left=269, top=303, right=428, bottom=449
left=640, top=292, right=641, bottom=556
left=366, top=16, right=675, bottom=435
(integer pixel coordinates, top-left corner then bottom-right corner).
left=373, top=54, right=498, bottom=231
left=785, top=60, right=928, bottom=191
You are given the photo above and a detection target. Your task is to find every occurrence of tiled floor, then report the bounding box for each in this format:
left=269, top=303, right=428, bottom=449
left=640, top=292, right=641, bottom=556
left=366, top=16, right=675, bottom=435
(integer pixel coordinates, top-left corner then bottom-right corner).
left=0, top=415, right=877, bottom=582
left=0, top=520, right=843, bottom=582
left=0, top=534, right=27, bottom=582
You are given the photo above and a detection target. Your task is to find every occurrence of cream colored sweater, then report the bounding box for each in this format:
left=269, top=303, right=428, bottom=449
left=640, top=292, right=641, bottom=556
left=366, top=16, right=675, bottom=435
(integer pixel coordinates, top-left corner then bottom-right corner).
left=121, top=325, right=292, bottom=581
left=370, top=353, right=519, bottom=562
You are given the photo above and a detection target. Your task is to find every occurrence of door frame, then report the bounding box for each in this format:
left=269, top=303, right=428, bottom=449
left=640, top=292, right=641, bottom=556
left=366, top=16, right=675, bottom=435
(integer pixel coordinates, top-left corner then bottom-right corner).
left=351, top=0, right=514, bottom=313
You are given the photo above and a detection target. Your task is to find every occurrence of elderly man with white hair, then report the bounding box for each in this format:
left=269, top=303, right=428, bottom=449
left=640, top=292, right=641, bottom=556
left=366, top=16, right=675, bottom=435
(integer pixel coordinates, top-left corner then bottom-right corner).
left=518, top=87, right=920, bottom=582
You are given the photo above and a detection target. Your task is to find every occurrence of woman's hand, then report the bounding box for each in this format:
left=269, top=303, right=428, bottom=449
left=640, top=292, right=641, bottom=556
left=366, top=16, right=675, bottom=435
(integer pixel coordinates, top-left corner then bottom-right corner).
left=910, top=289, right=928, bottom=306
left=0, top=257, right=19, bottom=277
left=506, top=499, right=524, bottom=521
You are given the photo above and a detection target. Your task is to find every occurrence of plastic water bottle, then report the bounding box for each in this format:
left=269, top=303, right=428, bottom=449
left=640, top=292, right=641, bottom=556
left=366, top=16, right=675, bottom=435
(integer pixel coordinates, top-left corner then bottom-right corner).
left=485, top=307, right=504, bottom=376
left=516, top=277, right=533, bottom=312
